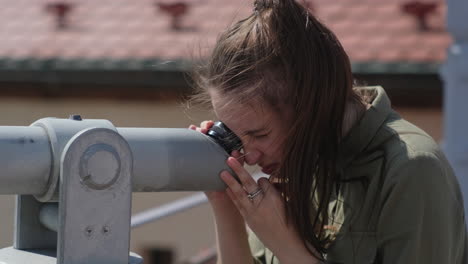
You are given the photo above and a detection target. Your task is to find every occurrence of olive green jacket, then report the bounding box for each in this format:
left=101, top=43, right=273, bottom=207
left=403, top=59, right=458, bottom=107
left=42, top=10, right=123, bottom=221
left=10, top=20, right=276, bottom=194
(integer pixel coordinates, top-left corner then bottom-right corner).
left=248, top=86, right=468, bottom=264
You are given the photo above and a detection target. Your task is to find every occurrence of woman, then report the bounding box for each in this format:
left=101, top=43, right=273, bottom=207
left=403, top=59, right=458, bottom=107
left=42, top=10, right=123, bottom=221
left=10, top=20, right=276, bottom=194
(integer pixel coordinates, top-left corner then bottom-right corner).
left=189, top=0, right=467, bottom=263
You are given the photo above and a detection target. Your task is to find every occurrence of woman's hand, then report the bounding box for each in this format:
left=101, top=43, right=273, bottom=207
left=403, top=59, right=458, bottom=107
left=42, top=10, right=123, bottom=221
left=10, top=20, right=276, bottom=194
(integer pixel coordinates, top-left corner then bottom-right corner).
left=188, top=121, right=244, bottom=212
left=221, top=157, right=319, bottom=264
left=189, top=121, right=253, bottom=264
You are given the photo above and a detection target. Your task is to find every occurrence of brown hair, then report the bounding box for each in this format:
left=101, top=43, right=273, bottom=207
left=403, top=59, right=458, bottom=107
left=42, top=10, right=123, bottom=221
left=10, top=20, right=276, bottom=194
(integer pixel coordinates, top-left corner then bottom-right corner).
left=193, top=0, right=361, bottom=259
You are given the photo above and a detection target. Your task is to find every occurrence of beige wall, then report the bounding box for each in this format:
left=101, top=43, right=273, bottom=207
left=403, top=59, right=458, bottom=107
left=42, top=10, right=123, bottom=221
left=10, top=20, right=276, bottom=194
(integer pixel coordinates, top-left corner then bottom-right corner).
left=0, top=96, right=443, bottom=262
left=395, top=107, right=443, bottom=141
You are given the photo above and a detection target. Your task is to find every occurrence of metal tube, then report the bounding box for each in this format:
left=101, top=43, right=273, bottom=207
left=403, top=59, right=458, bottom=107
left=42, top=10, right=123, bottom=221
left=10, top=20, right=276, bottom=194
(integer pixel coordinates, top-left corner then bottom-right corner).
left=39, top=203, right=59, bottom=232
left=0, top=126, right=51, bottom=195
left=118, top=127, right=231, bottom=192
left=0, top=123, right=232, bottom=195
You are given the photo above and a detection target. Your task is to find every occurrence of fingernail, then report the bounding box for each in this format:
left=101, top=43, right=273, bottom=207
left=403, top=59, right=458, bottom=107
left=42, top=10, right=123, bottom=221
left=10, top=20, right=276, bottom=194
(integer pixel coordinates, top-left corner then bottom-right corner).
left=227, top=157, right=237, bottom=165
left=220, top=171, right=230, bottom=179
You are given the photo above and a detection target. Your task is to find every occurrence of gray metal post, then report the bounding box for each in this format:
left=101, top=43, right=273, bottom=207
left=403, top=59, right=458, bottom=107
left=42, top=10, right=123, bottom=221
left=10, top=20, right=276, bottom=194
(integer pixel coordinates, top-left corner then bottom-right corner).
left=57, top=127, right=135, bottom=264
left=1, top=126, right=144, bottom=263
left=14, top=196, right=57, bottom=250
left=440, top=0, right=468, bottom=216
left=0, top=116, right=235, bottom=263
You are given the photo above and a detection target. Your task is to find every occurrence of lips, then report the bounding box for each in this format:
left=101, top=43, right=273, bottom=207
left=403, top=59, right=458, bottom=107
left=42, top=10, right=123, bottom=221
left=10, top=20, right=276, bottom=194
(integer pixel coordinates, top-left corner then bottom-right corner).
left=261, top=164, right=278, bottom=175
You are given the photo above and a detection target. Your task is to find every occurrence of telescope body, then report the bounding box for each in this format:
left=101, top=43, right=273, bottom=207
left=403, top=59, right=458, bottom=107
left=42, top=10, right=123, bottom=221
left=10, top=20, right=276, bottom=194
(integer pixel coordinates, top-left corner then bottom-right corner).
left=0, top=117, right=231, bottom=200
left=0, top=116, right=235, bottom=264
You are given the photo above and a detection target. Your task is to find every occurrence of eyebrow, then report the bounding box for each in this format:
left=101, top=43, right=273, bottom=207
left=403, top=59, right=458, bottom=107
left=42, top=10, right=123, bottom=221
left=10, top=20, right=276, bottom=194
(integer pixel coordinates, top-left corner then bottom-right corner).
left=242, top=126, right=268, bottom=136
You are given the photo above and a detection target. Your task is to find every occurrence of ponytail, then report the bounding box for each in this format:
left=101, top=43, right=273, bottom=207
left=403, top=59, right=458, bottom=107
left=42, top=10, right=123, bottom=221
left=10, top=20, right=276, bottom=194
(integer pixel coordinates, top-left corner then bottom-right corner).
left=194, top=0, right=357, bottom=259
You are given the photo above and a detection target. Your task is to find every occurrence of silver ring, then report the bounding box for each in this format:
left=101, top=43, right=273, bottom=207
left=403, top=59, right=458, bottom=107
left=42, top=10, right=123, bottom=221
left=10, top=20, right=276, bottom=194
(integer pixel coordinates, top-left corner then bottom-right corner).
left=247, top=188, right=263, bottom=201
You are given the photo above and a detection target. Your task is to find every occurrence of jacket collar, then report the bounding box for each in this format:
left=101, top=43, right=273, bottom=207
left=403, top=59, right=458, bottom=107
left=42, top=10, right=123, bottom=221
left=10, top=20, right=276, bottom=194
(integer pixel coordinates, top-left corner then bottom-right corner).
left=336, top=86, right=393, bottom=177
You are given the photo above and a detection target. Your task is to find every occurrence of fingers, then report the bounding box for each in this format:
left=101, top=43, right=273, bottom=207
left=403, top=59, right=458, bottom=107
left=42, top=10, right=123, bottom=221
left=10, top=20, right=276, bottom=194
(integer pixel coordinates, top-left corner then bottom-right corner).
left=231, top=150, right=245, bottom=165
left=201, top=120, right=214, bottom=130
left=257, top=177, right=271, bottom=194
left=258, top=177, right=284, bottom=206
left=226, top=157, right=257, bottom=193
left=224, top=188, right=249, bottom=218
left=188, top=120, right=214, bottom=134
left=220, top=171, right=252, bottom=211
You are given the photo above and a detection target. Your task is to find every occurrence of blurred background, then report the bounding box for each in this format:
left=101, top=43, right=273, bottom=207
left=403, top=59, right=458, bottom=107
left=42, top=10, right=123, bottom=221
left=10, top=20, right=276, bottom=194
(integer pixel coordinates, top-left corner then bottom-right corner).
left=0, top=0, right=454, bottom=263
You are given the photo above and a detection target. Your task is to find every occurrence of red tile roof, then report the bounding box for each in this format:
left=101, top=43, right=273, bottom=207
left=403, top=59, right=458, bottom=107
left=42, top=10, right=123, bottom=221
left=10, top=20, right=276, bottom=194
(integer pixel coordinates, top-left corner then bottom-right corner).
left=0, top=0, right=450, bottom=66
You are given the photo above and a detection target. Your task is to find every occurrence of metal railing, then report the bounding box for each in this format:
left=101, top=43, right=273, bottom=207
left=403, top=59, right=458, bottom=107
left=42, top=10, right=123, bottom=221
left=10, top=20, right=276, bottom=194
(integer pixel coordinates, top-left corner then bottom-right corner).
left=131, top=193, right=214, bottom=264
left=131, top=193, right=208, bottom=228
left=130, top=173, right=264, bottom=264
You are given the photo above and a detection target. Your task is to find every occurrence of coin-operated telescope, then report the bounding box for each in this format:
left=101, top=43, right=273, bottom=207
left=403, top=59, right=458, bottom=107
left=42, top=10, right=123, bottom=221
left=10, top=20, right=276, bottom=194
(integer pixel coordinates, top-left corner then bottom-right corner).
left=0, top=116, right=242, bottom=264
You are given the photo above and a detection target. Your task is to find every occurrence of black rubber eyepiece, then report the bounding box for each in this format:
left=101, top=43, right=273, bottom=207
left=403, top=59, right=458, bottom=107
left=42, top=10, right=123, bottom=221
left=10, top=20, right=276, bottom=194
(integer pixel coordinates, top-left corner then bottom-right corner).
left=207, top=121, right=243, bottom=154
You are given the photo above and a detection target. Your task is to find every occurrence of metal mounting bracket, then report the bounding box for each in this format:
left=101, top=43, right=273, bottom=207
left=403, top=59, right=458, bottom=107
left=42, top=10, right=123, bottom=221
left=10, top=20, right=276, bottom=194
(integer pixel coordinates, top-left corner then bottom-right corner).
left=57, top=127, right=136, bottom=264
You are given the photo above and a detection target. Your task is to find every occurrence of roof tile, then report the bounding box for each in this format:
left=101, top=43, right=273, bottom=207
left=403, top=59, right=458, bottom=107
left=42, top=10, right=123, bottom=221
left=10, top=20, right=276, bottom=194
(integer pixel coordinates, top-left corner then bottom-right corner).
left=0, top=0, right=451, bottom=65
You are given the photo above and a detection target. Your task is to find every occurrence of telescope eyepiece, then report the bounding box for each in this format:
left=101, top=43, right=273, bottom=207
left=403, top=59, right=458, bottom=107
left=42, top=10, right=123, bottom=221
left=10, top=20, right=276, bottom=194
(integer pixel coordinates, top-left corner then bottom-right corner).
left=207, top=121, right=243, bottom=154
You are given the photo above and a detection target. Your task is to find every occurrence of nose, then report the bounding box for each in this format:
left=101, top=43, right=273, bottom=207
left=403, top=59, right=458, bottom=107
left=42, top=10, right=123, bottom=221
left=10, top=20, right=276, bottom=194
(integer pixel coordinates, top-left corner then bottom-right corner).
left=242, top=145, right=262, bottom=165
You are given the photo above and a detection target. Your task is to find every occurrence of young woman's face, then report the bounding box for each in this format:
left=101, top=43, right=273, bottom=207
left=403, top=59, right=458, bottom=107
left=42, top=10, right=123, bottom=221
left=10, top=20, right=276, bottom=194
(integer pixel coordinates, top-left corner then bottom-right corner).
left=210, top=90, right=292, bottom=175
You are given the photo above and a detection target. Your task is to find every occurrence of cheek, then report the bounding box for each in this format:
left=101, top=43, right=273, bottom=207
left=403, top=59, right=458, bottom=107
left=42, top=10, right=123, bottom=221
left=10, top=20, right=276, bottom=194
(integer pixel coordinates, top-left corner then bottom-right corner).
left=269, top=133, right=288, bottom=157
left=260, top=138, right=283, bottom=156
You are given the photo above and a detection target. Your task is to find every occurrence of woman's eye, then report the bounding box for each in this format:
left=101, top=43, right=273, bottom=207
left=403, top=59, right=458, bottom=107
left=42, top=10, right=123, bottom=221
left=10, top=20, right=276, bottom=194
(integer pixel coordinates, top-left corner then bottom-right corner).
left=254, top=134, right=268, bottom=139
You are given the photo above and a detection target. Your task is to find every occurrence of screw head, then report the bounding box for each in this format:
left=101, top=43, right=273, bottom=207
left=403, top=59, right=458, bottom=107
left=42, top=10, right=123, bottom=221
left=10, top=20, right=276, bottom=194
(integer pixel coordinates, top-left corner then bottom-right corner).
left=69, top=114, right=82, bottom=121
left=84, top=226, right=94, bottom=237
left=102, top=226, right=110, bottom=235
